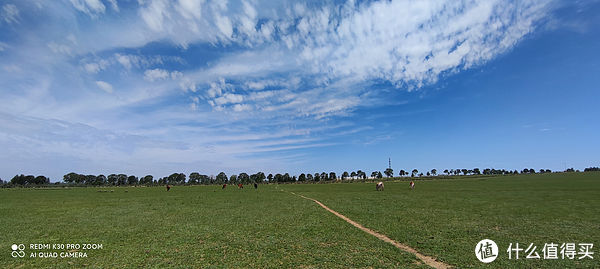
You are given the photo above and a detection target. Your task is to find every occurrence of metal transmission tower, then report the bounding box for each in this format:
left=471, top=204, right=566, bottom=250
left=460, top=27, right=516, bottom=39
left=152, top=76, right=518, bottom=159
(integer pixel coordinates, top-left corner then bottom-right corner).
left=389, top=158, right=391, bottom=169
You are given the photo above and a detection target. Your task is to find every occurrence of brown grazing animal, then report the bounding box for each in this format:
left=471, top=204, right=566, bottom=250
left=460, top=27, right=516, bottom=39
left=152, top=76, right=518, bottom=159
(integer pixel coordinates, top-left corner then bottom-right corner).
left=376, top=182, right=384, bottom=191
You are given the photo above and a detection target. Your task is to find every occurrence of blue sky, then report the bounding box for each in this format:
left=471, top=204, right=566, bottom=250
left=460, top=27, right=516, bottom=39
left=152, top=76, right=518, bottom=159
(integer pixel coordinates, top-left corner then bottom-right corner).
left=0, top=0, right=599, bottom=181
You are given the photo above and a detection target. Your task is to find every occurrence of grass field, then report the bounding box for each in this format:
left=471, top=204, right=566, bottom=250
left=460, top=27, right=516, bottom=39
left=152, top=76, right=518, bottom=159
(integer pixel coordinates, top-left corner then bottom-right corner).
left=1, top=172, right=599, bottom=268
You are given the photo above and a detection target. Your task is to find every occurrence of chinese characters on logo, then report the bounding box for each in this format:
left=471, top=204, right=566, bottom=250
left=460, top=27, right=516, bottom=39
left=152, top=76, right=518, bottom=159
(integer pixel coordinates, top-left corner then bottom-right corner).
left=475, top=239, right=498, bottom=263
left=507, top=242, right=593, bottom=260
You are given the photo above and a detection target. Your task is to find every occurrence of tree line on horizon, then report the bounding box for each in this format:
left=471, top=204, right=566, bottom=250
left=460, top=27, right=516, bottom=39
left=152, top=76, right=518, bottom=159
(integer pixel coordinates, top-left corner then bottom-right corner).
left=1, top=166, right=596, bottom=187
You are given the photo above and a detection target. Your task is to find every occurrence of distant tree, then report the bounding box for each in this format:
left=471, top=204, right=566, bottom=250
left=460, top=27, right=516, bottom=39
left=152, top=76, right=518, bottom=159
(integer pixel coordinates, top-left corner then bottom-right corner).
left=12, top=174, right=49, bottom=185
left=35, top=175, right=50, bottom=184
left=306, top=173, right=313, bottom=181
left=117, top=174, right=128, bottom=185
left=356, top=170, right=364, bottom=180
left=377, top=171, right=383, bottom=179
left=329, top=172, right=337, bottom=181
left=342, top=171, right=349, bottom=180
left=545, top=169, right=552, bottom=173
left=95, top=175, right=107, bottom=185
left=565, top=168, right=575, bottom=172
left=83, top=175, right=96, bottom=185
left=107, top=174, right=117, bottom=185
left=431, top=169, right=437, bottom=176
left=167, top=173, right=185, bottom=185
left=384, top=168, right=393, bottom=178
left=249, top=172, right=265, bottom=183
left=216, top=172, right=228, bottom=184
left=427, top=172, right=431, bottom=176
left=141, top=175, right=153, bottom=185
left=461, top=169, right=468, bottom=175
left=411, top=169, right=418, bottom=177
left=399, top=170, right=406, bottom=177
left=63, top=172, right=82, bottom=184
left=189, top=173, right=200, bottom=184
left=371, top=171, right=378, bottom=178
left=351, top=171, right=357, bottom=179
left=256, top=172, right=266, bottom=183
left=444, top=169, right=449, bottom=175
left=238, top=173, right=250, bottom=184
left=284, top=173, right=292, bottom=182
left=320, top=172, right=327, bottom=181
left=298, top=173, right=306, bottom=182
left=267, top=173, right=273, bottom=182
left=229, top=174, right=237, bottom=184
left=314, top=173, right=320, bottom=182
left=196, top=174, right=209, bottom=184
left=127, top=175, right=138, bottom=185
left=419, top=172, right=423, bottom=177
left=473, top=168, right=480, bottom=175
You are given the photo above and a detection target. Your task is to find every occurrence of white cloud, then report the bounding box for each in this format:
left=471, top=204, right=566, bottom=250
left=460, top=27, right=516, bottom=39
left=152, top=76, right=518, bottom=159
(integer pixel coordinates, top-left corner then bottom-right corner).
left=107, top=0, right=119, bottom=12
left=144, top=68, right=170, bottom=81
left=47, top=42, right=72, bottom=55
left=140, top=0, right=168, bottom=32
left=214, top=93, right=244, bottom=106
left=0, top=0, right=564, bottom=180
left=1, top=4, right=20, bottom=24
left=95, top=80, right=113, bottom=93
left=70, top=0, right=106, bottom=17
left=232, top=103, right=251, bottom=112
left=115, top=53, right=134, bottom=69
left=83, top=59, right=109, bottom=73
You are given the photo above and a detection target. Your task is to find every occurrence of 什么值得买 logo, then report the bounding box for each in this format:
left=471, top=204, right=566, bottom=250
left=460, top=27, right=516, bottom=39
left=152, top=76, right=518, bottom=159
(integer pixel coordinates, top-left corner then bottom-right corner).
left=475, top=239, right=498, bottom=263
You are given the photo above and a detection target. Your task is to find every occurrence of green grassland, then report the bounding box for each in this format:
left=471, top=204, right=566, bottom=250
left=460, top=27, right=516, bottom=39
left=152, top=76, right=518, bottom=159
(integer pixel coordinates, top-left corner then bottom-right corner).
left=1, top=172, right=599, bottom=268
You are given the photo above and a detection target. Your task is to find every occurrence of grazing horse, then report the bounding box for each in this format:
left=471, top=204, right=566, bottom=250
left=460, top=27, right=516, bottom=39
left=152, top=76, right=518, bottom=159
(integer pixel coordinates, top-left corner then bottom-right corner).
left=222, top=184, right=227, bottom=189
left=166, top=185, right=171, bottom=191
left=238, top=183, right=243, bottom=189
left=376, top=182, right=384, bottom=191
left=409, top=181, right=415, bottom=190
left=254, top=183, right=258, bottom=189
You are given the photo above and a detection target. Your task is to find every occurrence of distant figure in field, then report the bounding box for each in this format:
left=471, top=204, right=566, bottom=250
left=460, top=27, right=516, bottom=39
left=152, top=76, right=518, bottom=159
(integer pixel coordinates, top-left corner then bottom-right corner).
left=254, top=183, right=258, bottom=189
left=238, top=183, right=243, bottom=189
left=166, top=185, right=171, bottom=191
left=222, top=184, right=227, bottom=189
left=376, top=182, right=384, bottom=191
left=409, top=181, right=415, bottom=190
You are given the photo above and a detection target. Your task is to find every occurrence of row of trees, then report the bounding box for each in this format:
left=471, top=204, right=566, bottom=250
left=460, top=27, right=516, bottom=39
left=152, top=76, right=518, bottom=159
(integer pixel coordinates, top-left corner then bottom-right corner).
left=6, top=174, right=51, bottom=185
left=2, top=167, right=596, bottom=187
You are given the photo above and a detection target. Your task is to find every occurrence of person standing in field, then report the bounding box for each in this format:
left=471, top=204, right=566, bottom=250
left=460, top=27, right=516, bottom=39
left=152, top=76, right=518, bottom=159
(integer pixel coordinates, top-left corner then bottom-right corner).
left=254, top=183, right=258, bottom=189
left=166, top=184, right=171, bottom=191
left=409, top=181, right=415, bottom=190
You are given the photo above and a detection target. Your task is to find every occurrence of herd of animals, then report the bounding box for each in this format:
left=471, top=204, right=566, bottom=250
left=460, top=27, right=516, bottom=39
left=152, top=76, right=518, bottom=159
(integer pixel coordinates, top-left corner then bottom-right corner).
left=166, top=181, right=415, bottom=191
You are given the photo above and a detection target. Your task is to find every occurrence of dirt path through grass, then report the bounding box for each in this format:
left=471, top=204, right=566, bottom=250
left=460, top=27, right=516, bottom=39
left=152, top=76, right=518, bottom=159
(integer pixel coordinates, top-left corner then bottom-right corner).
left=283, top=189, right=450, bottom=269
